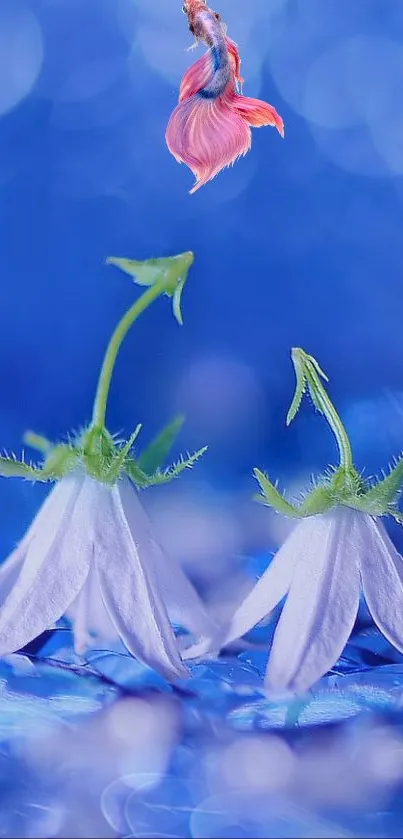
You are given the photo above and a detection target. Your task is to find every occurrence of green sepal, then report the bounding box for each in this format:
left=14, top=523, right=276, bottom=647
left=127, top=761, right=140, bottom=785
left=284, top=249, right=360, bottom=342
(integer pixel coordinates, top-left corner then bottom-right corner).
left=298, top=483, right=334, bottom=516
left=106, top=251, right=194, bottom=325
left=23, top=431, right=52, bottom=454
left=286, top=360, right=307, bottom=426
left=105, top=425, right=142, bottom=484
left=137, top=415, right=185, bottom=476
left=41, top=444, right=79, bottom=479
left=286, top=349, right=329, bottom=426
left=0, top=455, right=51, bottom=482
left=147, top=446, right=208, bottom=485
left=124, top=459, right=155, bottom=488
left=253, top=468, right=302, bottom=518
left=126, top=446, right=207, bottom=488
left=81, top=426, right=116, bottom=481
left=358, top=456, right=403, bottom=511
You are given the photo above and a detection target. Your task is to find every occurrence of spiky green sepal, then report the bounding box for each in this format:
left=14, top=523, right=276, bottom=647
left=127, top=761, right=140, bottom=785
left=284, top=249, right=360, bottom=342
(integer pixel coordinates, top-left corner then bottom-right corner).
left=14, top=421, right=206, bottom=489
left=253, top=459, right=403, bottom=522
left=130, top=446, right=207, bottom=487
left=358, top=455, right=403, bottom=512
left=0, top=455, right=52, bottom=482
left=137, top=415, right=185, bottom=476
left=23, top=431, right=52, bottom=454
left=298, top=482, right=334, bottom=516
left=253, top=469, right=303, bottom=517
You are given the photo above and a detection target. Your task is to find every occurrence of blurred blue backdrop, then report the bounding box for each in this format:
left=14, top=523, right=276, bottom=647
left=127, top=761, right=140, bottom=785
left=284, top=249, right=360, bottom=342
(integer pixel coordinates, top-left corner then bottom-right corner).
left=2, top=0, right=403, bottom=571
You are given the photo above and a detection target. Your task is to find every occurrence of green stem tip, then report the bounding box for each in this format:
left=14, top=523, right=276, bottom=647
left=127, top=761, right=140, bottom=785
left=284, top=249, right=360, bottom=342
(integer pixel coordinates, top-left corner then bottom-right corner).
left=287, top=347, right=353, bottom=472
left=91, top=251, right=194, bottom=430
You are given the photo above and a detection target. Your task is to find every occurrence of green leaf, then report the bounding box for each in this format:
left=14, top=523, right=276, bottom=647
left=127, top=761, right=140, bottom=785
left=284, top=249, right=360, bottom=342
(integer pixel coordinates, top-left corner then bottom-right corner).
left=124, top=459, right=157, bottom=488
left=23, top=430, right=52, bottom=454
left=286, top=355, right=306, bottom=426
left=41, top=444, right=79, bottom=479
left=253, top=468, right=302, bottom=517
left=137, top=415, right=185, bottom=475
left=106, top=252, right=194, bottom=325
left=145, top=446, right=207, bottom=486
left=106, top=424, right=142, bottom=484
left=298, top=483, right=334, bottom=516
left=0, top=456, right=51, bottom=481
left=361, top=456, right=403, bottom=511
left=287, top=347, right=330, bottom=426
left=171, top=274, right=187, bottom=325
left=81, top=426, right=116, bottom=480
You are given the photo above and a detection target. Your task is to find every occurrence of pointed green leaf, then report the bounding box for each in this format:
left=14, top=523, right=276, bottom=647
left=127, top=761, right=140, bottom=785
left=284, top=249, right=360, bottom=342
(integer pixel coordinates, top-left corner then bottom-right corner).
left=342, top=493, right=387, bottom=515
left=145, top=446, right=207, bottom=486
left=106, top=252, right=194, bottom=325
left=253, top=468, right=302, bottom=517
left=361, top=456, right=403, bottom=511
left=41, top=444, right=79, bottom=479
left=298, top=484, right=334, bottom=516
left=23, top=431, right=52, bottom=454
left=137, top=415, right=185, bottom=475
left=172, top=273, right=186, bottom=325
left=288, top=347, right=330, bottom=421
left=81, top=425, right=116, bottom=480
left=106, top=424, right=142, bottom=484
left=0, top=456, right=51, bottom=481
left=286, top=355, right=306, bottom=426
left=124, top=459, right=156, bottom=488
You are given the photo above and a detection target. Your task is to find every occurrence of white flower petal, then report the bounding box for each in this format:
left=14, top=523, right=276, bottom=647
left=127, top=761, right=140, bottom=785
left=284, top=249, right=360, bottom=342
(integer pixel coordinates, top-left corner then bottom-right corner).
left=69, top=568, right=93, bottom=656
left=0, top=542, right=27, bottom=605
left=360, top=517, right=403, bottom=652
left=0, top=473, right=94, bottom=654
left=266, top=510, right=361, bottom=694
left=0, top=476, right=82, bottom=605
left=68, top=564, right=117, bottom=654
left=95, top=481, right=188, bottom=682
left=183, top=517, right=305, bottom=661
left=118, top=478, right=218, bottom=641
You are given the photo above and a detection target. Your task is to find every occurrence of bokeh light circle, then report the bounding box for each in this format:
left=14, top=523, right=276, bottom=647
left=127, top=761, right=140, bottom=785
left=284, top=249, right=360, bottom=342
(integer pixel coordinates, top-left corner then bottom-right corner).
left=0, top=1, right=43, bottom=118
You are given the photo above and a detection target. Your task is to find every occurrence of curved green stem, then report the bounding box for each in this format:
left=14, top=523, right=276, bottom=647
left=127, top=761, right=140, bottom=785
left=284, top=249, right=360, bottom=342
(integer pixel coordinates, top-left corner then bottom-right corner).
left=289, top=348, right=353, bottom=472
left=91, top=280, right=167, bottom=430
left=310, top=367, right=353, bottom=471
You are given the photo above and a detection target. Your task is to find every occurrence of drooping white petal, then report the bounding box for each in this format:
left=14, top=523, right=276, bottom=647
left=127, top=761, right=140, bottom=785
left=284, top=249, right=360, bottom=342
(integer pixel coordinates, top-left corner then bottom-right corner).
left=118, top=478, right=218, bottom=641
left=95, top=479, right=188, bottom=682
left=70, top=578, right=90, bottom=656
left=266, top=509, right=361, bottom=694
left=0, top=542, right=28, bottom=606
left=68, top=564, right=117, bottom=654
left=0, top=473, right=95, bottom=654
left=182, top=515, right=302, bottom=661
left=0, top=477, right=82, bottom=606
left=360, top=516, right=403, bottom=652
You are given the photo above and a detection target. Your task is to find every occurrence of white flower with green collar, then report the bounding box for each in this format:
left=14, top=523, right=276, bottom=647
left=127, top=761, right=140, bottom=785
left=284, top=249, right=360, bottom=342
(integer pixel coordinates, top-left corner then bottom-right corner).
left=0, top=251, right=216, bottom=682
left=185, top=349, right=403, bottom=694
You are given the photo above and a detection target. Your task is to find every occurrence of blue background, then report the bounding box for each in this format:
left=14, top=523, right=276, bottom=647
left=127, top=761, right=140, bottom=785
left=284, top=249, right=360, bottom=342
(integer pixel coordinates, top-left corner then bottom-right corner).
left=2, top=5, right=403, bottom=838
left=2, top=0, right=403, bottom=564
